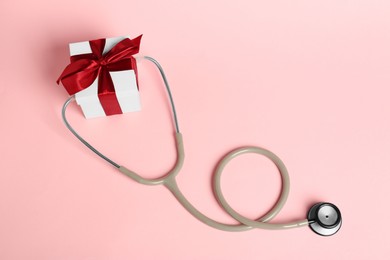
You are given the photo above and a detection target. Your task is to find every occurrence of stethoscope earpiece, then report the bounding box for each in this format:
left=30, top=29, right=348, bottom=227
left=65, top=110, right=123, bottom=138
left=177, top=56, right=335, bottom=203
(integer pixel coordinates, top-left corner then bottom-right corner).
left=307, top=202, right=342, bottom=236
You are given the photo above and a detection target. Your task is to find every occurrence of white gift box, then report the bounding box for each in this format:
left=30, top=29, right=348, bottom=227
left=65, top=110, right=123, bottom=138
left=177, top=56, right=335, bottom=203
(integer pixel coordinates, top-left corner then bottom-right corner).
left=69, top=36, right=141, bottom=119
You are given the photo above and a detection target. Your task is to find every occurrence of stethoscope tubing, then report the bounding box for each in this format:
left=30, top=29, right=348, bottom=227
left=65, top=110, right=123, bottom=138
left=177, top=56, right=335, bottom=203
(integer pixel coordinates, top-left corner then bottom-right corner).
left=61, top=56, right=309, bottom=232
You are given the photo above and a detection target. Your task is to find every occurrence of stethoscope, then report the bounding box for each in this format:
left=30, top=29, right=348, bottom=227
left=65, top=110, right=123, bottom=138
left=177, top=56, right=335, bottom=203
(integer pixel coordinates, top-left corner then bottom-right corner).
left=61, top=56, right=342, bottom=236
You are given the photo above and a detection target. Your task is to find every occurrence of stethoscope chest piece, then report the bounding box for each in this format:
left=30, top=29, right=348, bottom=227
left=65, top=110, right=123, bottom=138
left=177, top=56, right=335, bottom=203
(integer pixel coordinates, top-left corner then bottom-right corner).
left=307, top=202, right=342, bottom=236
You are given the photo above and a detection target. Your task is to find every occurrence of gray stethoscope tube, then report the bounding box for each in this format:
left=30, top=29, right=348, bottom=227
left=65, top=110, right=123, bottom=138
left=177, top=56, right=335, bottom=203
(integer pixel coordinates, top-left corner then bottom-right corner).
left=62, top=56, right=342, bottom=235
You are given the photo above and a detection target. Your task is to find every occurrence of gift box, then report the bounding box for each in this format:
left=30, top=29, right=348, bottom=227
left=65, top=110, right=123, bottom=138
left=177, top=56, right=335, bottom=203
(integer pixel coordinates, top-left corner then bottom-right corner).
left=57, top=35, right=142, bottom=119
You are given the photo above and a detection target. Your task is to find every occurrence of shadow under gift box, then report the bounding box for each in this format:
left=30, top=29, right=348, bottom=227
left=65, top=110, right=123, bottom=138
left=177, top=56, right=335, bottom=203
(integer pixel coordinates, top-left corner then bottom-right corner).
left=69, top=36, right=141, bottom=119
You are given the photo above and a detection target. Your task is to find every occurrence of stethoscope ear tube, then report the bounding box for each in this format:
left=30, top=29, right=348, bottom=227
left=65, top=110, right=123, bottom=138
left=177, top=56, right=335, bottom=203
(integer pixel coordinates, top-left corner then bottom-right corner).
left=61, top=56, right=341, bottom=236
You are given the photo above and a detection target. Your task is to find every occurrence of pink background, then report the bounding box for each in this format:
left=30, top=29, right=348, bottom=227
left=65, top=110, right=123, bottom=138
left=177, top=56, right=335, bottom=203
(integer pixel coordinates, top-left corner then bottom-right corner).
left=1, top=0, right=390, bottom=259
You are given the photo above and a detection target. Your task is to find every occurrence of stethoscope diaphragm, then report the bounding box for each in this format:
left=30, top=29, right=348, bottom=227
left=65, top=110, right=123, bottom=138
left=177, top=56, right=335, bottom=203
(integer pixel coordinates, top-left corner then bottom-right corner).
left=307, top=202, right=342, bottom=236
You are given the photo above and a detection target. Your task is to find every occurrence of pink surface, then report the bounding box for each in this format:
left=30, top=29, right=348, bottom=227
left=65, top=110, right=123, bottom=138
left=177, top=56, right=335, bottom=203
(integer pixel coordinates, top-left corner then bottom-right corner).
left=1, top=0, right=389, bottom=259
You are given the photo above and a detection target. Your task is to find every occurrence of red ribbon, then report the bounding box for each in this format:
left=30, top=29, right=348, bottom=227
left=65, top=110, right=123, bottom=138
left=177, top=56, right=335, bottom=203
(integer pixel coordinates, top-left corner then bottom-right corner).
left=57, top=35, right=142, bottom=115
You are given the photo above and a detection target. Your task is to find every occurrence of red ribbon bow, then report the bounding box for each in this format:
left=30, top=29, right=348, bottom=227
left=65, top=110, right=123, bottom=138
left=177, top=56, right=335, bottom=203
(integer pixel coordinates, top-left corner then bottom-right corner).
left=57, top=35, right=142, bottom=115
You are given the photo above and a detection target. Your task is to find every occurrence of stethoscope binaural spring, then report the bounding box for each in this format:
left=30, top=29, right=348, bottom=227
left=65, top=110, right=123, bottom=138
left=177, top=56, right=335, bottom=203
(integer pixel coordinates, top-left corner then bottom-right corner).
left=62, top=56, right=342, bottom=236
